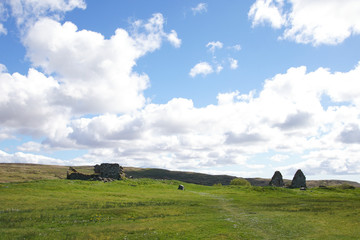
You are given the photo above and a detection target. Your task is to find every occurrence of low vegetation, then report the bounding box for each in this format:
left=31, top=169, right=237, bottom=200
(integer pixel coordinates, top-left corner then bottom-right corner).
left=1, top=176, right=360, bottom=239
left=230, top=178, right=251, bottom=186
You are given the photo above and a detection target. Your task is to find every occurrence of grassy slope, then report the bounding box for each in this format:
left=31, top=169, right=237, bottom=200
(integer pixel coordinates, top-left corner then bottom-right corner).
left=1, top=163, right=359, bottom=187
left=0, top=163, right=92, bottom=183
left=1, top=179, right=360, bottom=239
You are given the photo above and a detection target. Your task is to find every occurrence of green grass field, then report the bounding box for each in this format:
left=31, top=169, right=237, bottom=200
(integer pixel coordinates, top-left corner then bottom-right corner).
left=1, top=177, right=360, bottom=239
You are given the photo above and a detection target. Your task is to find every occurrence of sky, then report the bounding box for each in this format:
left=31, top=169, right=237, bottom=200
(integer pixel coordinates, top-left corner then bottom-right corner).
left=1, top=0, right=360, bottom=182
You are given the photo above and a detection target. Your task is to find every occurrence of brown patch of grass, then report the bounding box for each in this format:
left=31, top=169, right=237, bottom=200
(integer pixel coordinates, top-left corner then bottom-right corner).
left=0, top=163, right=95, bottom=183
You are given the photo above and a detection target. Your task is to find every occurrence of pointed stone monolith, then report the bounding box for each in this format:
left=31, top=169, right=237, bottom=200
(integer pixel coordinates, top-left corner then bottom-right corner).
left=290, top=169, right=306, bottom=188
left=269, top=171, right=284, bottom=187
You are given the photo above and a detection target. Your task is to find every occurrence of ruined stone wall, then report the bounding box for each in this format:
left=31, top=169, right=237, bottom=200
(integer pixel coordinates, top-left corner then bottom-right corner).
left=67, top=172, right=98, bottom=180
left=67, top=163, right=125, bottom=181
left=99, top=163, right=120, bottom=179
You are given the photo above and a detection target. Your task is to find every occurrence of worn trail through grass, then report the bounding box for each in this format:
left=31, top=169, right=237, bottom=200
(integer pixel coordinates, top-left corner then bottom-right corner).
left=190, top=191, right=242, bottom=223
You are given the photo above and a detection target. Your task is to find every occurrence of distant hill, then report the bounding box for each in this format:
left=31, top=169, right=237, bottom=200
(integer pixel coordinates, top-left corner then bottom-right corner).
left=1, top=163, right=359, bottom=188
left=124, top=167, right=360, bottom=188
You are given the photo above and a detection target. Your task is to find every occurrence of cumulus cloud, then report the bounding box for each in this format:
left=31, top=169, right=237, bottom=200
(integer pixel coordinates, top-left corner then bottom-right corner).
left=0, top=150, right=65, bottom=165
left=58, top=63, right=360, bottom=174
left=225, top=132, right=266, bottom=145
left=131, top=13, right=181, bottom=52
left=249, top=0, right=360, bottom=45
left=0, top=2, right=7, bottom=35
left=338, top=124, right=360, bottom=144
left=191, top=3, right=208, bottom=15
left=17, top=141, right=43, bottom=152
left=281, top=149, right=360, bottom=176
left=248, top=0, right=285, bottom=29
left=0, top=23, right=6, bottom=35
left=275, top=111, right=313, bottom=130
left=0, top=13, right=182, bottom=143
left=216, top=65, right=223, bottom=73
left=270, top=154, right=289, bottom=162
left=206, top=41, right=223, bottom=53
left=191, top=41, right=235, bottom=76
left=167, top=30, right=182, bottom=48
left=22, top=13, right=178, bottom=115
left=232, top=44, right=242, bottom=51
left=189, top=62, right=214, bottom=77
left=5, top=0, right=86, bottom=29
left=3, top=62, right=360, bottom=176
left=0, top=66, right=70, bottom=138
left=229, top=58, right=238, bottom=69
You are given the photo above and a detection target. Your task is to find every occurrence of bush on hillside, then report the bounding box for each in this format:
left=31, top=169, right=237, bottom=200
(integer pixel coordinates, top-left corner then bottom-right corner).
left=230, top=178, right=251, bottom=186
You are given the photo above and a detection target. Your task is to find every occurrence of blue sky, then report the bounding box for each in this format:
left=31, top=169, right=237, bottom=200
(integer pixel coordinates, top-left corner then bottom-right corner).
left=1, top=0, right=360, bottom=182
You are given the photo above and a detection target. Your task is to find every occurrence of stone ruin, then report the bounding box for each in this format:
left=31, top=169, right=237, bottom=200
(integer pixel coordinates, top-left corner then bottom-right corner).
left=269, top=170, right=284, bottom=187
left=67, top=163, right=125, bottom=182
left=95, top=163, right=123, bottom=179
left=290, top=169, right=306, bottom=188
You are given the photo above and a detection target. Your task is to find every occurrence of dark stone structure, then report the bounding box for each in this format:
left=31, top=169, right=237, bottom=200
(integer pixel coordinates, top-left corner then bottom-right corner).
left=269, top=171, right=284, bottom=187
left=67, top=163, right=125, bottom=181
left=94, top=164, right=101, bottom=174
left=290, top=169, right=306, bottom=188
left=67, top=172, right=98, bottom=180
left=99, top=163, right=121, bottom=179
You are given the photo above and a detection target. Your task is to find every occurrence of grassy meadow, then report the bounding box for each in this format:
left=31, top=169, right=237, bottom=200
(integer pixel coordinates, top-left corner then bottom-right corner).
left=1, top=176, right=360, bottom=239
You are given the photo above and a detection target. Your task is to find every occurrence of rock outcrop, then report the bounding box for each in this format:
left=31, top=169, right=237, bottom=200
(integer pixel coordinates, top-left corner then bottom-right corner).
left=290, top=169, right=306, bottom=188
left=269, top=171, right=284, bottom=187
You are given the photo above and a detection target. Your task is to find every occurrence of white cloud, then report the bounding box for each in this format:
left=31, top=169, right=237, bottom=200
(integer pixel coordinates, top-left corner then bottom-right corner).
left=229, top=58, right=238, bottom=69
left=270, top=154, right=289, bottom=162
left=0, top=67, right=70, bottom=138
left=131, top=13, right=181, bottom=52
left=206, top=41, right=223, bottom=53
left=338, top=124, right=360, bottom=144
left=249, top=0, right=360, bottom=46
left=0, top=13, right=181, bottom=145
left=216, top=65, right=223, bottom=73
left=6, top=0, right=86, bottom=29
left=0, top=63, right=6, bottom=72
left=0, top=2, right=7, bottom=35
left=248, top=0, right=285, bottom=29
left=2, top=62, right=360, bottom=177
left=53, top=62, right=360, bottom=176
left=229, top=44, right=241, bottom=51
left=191, top=3, right=208, bottom=15
left=167, top=30, right=182, bottom=48
left=281, top=149, right=360, bottom=176
left=17, top=141, right=43, bottom=152
left=0, top=150, right=65, bottom=165
left=217, top=91, right=240, bottom=105
left=0, top=23, right=6, bottom=35
left=22, top=13, right=177, bottom=115
left=189, top=62, right=214, bottom=77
